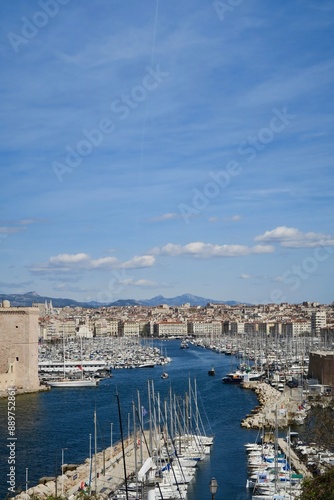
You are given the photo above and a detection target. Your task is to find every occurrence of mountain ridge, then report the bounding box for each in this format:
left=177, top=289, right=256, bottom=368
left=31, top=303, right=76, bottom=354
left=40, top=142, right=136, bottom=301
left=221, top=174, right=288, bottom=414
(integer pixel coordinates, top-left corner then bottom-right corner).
left=0, top=291, right=243, bottom=308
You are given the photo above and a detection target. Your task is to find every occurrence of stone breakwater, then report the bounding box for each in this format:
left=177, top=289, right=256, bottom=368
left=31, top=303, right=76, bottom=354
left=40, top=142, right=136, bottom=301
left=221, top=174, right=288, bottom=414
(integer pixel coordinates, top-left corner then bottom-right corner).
left=14, top=435, right=149, bottom=499
left=241, top=381, right=307, bottom=429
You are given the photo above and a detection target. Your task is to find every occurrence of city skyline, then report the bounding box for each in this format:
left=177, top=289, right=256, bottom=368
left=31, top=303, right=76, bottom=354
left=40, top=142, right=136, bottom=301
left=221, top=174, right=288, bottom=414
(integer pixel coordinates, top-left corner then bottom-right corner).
left=1, top=1, right=333, bottom=305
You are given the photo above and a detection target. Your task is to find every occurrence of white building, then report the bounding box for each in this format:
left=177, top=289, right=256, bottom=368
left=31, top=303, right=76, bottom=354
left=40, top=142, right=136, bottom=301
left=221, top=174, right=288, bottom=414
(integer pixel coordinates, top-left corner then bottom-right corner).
left=188, top=321, right=222, bottom=336
left=154, top=321, right=188, bottom=337
left=311, top=311, right=326, bottom=336
left=120, top=321, right=140, bottom=337
left=282, top=321, right=311, bottom=337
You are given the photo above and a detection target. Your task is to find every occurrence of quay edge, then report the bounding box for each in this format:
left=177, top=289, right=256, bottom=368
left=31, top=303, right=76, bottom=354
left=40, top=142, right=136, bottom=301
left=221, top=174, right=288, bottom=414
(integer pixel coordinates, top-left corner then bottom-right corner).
left=240, top=381, right=308, bottom=429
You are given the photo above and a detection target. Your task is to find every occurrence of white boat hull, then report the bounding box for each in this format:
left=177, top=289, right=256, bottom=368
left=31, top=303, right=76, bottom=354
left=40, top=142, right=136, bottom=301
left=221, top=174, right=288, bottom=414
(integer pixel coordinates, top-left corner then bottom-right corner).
left=47, top=378, right=98, bottom=387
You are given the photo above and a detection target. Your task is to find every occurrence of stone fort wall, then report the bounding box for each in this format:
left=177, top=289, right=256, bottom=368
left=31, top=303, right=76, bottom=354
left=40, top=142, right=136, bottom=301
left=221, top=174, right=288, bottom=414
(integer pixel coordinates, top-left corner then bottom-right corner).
left=308, top=351, right=334, bottom=386
left=0, top=303, right=40, bottom=393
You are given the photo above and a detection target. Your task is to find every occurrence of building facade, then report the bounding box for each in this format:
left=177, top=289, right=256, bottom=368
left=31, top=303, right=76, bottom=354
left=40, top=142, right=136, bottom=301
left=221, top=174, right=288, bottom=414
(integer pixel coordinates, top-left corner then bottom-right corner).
left=154, top=321, right=188, bottom=337
left=311, top=311, right=326, bottom=336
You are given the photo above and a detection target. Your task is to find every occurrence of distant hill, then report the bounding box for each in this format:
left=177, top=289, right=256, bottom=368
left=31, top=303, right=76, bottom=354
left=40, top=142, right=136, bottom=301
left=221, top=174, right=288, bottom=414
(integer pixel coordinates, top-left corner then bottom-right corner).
left=0, top=291, right=100, bottom=308
left=0, top=291, right=243, bottom=308
left=137, top=293, right=240, bottom=307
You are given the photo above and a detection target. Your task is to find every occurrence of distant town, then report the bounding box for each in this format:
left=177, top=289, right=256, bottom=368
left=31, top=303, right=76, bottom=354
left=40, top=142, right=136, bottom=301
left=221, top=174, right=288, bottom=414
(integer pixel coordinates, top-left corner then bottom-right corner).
left=35, top=298, right=334, bottom=341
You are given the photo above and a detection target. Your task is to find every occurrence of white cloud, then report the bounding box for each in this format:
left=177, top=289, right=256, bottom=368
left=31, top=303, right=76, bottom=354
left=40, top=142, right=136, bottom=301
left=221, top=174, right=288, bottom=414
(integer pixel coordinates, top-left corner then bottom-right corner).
left=90, top=256, right=119, bottom=268
left=240, top=273, right=251, bottom=279
left=29, top=253, right=155, bottom=275
left=119, top=278, right=157, bottom=287
left=50, top=253, right=90, bottom=264
left=153, top=242, right=274, bottom=258
left=17, top=218, right=44, bottom=225
left=121, top=255, right=155, bottom=268
left=255, top=226, right=334, bottom=248
left=0, top=226, right=24, bottom=234
left=152, top=213, right=182, bottom=222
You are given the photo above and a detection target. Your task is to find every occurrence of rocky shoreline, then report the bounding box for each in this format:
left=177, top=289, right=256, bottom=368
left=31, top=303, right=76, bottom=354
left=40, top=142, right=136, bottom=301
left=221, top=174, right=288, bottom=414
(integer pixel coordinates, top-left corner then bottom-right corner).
left=241, top=381, right=308, bottom=429
left=0, top=385, right=49, bottom=399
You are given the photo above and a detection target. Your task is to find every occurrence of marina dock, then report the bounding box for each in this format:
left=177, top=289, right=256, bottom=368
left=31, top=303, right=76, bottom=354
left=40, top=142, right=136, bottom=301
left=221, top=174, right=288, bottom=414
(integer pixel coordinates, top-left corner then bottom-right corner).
left=277, top=438, right=313, bottom=479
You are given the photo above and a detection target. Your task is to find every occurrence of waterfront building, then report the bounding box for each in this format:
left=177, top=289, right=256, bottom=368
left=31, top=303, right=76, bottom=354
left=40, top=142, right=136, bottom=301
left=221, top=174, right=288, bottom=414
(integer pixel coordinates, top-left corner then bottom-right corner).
left=311, top=310, right=327, bottom=336
left=154, top=321, right=188, bottom=337
left=244, top=322, right=258, bottom=335
left=0, top=301, right=40, bottom=394
left=188, top=321, right=222, bottom=337
left=93, top=319, right=119, bottom=337
left=230, top=321, right=245, bottom=335
left=258, top=322, right=270, bottom=335
left=120, top=321, right=140, bottom=337
left=77, top=323, right=94, bottom=337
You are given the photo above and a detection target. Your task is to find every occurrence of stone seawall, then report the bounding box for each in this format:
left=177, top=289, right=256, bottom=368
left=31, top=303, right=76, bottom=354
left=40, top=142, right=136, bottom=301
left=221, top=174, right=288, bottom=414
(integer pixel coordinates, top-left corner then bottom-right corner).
left=241, top=381, right=307, bottom=429
left=14, top=433, right=150, bottom=499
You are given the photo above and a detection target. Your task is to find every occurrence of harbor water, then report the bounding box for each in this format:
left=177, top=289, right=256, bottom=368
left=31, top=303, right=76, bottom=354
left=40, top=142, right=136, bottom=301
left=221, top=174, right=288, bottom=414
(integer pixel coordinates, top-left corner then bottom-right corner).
left=0, top=340, right=259, bottom=499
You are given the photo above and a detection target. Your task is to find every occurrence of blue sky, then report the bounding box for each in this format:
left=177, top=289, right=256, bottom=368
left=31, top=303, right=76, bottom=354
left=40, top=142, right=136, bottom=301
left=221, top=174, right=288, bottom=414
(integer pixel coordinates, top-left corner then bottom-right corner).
left=0, top=0, right=333, bottom=305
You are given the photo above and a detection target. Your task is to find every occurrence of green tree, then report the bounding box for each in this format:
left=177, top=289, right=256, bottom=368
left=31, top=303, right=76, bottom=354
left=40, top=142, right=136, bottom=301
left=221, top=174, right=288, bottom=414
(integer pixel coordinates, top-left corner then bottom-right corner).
left=301, top=405, right=334, bottom=452
left=299, top=467, right=334, bottom=500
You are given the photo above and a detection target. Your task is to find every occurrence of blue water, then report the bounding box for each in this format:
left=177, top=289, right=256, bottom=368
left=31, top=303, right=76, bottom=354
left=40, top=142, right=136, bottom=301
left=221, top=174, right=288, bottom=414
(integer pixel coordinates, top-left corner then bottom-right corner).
left=0, top=340, right=258, bottom=499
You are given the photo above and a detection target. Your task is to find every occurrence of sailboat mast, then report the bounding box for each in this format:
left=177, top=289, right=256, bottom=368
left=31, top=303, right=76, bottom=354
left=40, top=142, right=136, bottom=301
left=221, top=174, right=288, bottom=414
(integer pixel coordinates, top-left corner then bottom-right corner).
left=88, top=433, right=92, bottom=488
left=62, top=328, right=65, bottom=380
left=94, top=409, right=97, bottom=496
left=147, top=380, right=153, bottom=453
left=137, top=390, right=143, bottom=465
left=116, top=392, right=129, bottom=500
left=132, top=401, right=139, bottom=499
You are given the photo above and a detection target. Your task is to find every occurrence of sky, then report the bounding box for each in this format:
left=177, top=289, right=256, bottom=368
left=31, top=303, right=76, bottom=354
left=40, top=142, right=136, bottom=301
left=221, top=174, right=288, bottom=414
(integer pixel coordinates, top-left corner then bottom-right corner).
left=0, top=0, right=333, bottom=305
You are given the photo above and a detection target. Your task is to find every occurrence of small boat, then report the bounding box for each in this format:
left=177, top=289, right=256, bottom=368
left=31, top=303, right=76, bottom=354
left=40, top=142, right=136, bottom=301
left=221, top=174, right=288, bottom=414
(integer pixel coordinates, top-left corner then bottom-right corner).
left=47, top=378, right=99, bottom=387
left=161, top=372, right=169, bottom=379
left=208, top=367, right=215, bottom=376
left=222, top=372, right=243, bottom=384
left=180, top=340, right=189, bottom=349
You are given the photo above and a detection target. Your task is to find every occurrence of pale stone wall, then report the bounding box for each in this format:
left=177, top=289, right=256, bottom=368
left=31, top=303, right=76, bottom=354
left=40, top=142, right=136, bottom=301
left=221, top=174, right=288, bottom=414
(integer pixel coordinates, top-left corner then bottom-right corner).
left=0, top=305, right=40, bottom=392
left=308, top=351, right=334, bottom=386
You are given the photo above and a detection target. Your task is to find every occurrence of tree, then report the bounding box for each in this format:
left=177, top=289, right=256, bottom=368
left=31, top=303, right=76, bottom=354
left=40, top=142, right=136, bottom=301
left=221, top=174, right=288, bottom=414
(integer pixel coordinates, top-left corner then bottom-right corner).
left=301, top=405, right=334, bottom=453
left=299, top=467, right=334, bottom=500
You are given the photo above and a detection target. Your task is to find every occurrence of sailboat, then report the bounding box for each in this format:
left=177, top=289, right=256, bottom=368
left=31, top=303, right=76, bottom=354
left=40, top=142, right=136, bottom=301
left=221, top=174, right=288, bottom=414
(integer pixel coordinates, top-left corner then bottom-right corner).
left=47, top=335, right=99, bottom=387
